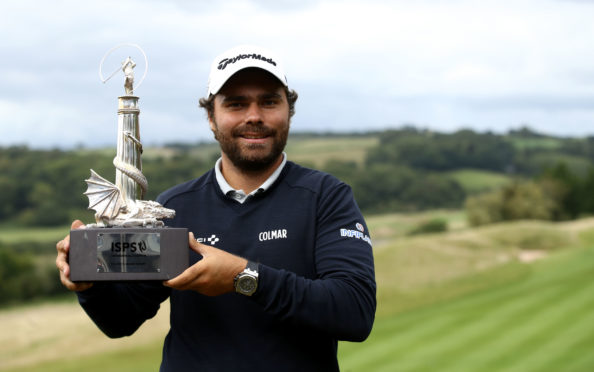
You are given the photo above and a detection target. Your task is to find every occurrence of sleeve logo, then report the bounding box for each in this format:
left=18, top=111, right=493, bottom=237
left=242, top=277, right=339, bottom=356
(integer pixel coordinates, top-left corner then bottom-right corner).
left=340, top=222, right=372, bottom=247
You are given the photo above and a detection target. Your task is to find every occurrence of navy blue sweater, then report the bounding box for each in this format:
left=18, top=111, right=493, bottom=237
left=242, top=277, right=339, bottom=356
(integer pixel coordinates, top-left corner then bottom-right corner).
left=77, top=161, right=376, bottom=371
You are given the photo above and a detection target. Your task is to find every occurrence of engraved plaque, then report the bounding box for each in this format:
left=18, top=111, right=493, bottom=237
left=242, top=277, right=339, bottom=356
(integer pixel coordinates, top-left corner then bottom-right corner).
left=70, top=227, right=188, bottom=281
left=97, top=232, right=161, bottom=273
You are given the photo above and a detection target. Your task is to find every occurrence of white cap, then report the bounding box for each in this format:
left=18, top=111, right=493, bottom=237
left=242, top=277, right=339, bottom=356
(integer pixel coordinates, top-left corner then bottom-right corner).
left=207, top=45, right=288, bottom=96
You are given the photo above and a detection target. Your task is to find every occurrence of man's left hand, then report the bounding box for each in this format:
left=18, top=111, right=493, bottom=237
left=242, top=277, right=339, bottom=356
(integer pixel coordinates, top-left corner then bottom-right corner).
left=164, top=232, right=247, bottom=296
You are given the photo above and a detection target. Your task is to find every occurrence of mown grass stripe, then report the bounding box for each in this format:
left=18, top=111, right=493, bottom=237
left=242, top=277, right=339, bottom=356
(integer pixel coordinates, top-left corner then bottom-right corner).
left=402, top=277, right=581, bottom=371
left=451, top=275, right=594, bottom=371
left=477, top=249, right=594, bottom=371
left=340, top=311, right=465, bottom=370
left=368, top=279, right=576, bottom=372
left=552, top=326, right=594, bottom=372
left=370, top=264, right=529, bottom=334
left=441, top=251, right=594, bottom=369
left=501, top=281, right=594, bottom=370
left=342, top=264, right=534, bottom=370
left=340, top=247, right=594, bottom=372
left=503, top=287, right=594, bottom=372
left=342, top=268, right=540, bottom=370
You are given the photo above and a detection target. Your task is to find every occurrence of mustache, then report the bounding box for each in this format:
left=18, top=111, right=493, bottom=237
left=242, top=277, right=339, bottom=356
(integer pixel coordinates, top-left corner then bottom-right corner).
left=232, top=124, right=276, bottom=137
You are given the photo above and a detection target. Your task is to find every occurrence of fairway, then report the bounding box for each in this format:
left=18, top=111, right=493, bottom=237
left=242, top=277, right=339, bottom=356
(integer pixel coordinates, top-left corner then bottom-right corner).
left=339, top=245, right=594, bottom=371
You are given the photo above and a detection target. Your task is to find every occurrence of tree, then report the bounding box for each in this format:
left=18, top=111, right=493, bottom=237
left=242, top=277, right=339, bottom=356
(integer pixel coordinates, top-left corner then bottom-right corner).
left=465, top=181, right=559, bottom=226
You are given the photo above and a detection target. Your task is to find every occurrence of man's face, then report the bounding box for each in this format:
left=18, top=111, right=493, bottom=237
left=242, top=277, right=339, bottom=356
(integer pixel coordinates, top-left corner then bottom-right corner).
left=210, top=68, right=290, bottom=172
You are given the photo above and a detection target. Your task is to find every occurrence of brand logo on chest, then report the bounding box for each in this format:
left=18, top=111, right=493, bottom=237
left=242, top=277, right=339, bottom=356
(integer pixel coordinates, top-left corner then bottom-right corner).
left=259, top=229, right=288, bottom=242
left=196, top=234, right=220, bottom=246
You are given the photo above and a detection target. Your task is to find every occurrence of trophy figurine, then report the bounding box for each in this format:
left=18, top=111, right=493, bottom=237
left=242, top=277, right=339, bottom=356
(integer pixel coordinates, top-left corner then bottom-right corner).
left=69, top=46, right=188, bottom=281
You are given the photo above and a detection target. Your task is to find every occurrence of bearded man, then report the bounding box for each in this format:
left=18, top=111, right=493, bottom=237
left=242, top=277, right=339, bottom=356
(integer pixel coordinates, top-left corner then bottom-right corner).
left=56, top=45, right=376, bottom=372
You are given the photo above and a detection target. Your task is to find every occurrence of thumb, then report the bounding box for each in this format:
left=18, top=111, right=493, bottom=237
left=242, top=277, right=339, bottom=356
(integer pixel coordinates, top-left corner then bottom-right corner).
left=71, top=220, right=85, bottom=230
left=189, top=232, right=209, bottom=256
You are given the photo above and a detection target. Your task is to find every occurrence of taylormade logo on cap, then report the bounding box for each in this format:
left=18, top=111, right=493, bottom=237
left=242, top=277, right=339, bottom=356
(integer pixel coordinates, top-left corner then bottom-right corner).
left=217, top=53, right=277, bottom=71
left=207, top=45, right=288, bottom=96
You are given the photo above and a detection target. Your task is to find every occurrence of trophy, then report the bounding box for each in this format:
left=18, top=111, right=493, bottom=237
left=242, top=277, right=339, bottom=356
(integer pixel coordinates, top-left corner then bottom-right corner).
left=69, top=45, right=188, bottom=281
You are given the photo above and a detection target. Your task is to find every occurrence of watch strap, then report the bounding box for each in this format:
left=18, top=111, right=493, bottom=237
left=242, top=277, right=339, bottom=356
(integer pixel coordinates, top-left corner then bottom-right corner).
left=245, top=260, right=259, bottom=275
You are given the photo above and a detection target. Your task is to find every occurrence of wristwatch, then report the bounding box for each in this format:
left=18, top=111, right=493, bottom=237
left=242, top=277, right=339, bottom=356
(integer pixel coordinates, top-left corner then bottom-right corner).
left=234, top=260, right=259, bottom=296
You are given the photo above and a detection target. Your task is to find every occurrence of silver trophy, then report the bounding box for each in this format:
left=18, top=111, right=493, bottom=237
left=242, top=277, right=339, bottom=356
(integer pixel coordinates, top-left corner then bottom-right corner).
left=69, top=45, right=188, bottom=281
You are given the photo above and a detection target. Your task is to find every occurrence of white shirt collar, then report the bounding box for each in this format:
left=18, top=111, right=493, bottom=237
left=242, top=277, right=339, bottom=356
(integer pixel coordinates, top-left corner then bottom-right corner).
left=214, top=153, right=287, bottom=204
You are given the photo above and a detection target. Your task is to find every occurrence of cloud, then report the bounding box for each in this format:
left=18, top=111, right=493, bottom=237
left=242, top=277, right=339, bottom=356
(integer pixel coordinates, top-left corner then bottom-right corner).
left=1, top=0, right=594, bottom=148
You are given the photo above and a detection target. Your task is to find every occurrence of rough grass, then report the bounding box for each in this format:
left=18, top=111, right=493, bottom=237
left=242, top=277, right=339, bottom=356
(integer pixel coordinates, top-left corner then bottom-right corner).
left=0, top=300, right=169, bottom=371
left=366, top=210, right=467, bottom=245
left=1, top=341, right=163, bottom=372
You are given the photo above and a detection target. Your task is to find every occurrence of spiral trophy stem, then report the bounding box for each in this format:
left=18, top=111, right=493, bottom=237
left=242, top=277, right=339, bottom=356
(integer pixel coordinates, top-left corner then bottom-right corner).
left=115, top=95, right=147, bottom=204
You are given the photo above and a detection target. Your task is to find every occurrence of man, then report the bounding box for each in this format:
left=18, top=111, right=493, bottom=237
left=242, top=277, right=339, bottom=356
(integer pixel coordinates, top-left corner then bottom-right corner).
left=56, top=45, right=376, bottom=371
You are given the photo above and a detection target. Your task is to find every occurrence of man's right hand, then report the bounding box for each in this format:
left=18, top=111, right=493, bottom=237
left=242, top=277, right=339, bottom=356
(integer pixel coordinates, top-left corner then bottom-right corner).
left=55, top=220, right=93, bottom=292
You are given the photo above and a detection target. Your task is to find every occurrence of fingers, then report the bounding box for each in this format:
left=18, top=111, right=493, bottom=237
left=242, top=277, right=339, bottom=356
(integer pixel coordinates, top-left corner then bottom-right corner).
left=163, top=231, right=208, bottom=290
left=163, top=232, right=207, bottom=289
left=71, top=219, right=84, bottom=230
left=55, top=219, right=84, bottom=266
left=164, top=264, right=201, bottom=290
left=55, top=220, right=92, bottom=292
left=188, top=232, right=208, bottom=256
left=55, top=236, right=71, bottom=277
left=69, top=281, right=93, bottom=292
left=164, top=231, right=248, bottom=296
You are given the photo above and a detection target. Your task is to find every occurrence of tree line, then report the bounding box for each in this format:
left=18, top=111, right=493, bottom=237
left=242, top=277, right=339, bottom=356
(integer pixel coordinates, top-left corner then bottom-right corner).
left=0, top=146, right=212, bottom=226
left=1, top=126, right=594, bottom=227
left=324, top=127, right=594, bottom=220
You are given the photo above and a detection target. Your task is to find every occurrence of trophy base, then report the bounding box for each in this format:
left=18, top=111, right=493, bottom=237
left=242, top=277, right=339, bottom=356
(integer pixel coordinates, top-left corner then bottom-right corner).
left=69, top=227, right=188, bottom=282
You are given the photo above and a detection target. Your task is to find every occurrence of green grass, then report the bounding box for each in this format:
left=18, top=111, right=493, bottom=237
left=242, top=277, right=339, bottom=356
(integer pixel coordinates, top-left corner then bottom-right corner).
left=446, top=168, right=514, bottom=194
left=370, top=219, right=582, bottom=316
left=339, top=244, right=594, bottom=372
left=366, top=210, right=466, bottom=242
left=0, top=225, right=71, bottom=244
left=74, top=147, right=114, bottom=157
left=3, top=341, right=163, bottom=372
left=507, top=137, right=563, bottom=151
left=528, top=152, right=592, bottom=177
left=285, top=136, right=379, bottom=168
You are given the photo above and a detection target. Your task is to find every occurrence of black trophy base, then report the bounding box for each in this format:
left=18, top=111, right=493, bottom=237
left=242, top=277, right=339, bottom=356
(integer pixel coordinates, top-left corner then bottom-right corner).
left=69, top=227, right=188, bottom=282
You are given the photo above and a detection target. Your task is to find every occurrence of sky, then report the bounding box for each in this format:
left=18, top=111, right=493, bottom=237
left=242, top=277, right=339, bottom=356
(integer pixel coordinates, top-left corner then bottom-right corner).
left=1, top=0, right=594, bottom=148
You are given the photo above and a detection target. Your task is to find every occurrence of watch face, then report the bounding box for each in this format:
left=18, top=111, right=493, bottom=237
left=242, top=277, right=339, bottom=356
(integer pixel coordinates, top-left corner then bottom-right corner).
left=238, top=276, right=257, bottom=295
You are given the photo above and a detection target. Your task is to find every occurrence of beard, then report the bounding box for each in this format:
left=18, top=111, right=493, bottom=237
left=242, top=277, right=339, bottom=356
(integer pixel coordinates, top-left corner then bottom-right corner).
left=212, top=121, right=289, bottom=172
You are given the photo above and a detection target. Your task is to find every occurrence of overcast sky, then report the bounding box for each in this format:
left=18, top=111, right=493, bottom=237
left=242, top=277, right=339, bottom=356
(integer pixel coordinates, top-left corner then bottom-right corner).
left=1, top=0, right=594, bottom=148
